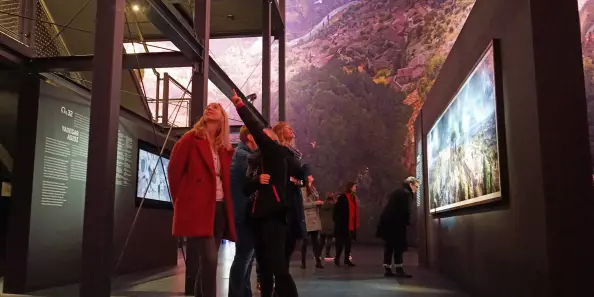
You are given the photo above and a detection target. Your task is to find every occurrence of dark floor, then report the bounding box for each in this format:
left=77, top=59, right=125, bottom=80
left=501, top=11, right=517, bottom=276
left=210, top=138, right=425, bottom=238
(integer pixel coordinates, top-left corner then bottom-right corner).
left=3, top=243, right=468, bottom=297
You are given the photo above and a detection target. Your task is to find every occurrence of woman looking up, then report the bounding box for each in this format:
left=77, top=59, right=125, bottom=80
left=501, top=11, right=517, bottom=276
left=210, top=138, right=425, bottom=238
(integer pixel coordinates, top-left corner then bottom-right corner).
left=168, top=103, right=237, bottom=297
left=272, top=122, right=314, bottom=267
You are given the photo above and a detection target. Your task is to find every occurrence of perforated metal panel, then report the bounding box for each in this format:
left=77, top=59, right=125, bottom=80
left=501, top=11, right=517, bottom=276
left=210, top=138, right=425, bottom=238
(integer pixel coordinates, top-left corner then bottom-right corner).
left=32, top=1, right=86, bottom=85
left=34, top=0, right=68, bottom=57
left=0, top=0, right=20, bottom=39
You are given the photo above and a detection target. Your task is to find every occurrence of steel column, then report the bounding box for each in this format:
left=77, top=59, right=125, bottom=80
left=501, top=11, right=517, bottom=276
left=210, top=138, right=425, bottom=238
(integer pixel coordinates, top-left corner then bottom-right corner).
left=262, top=0, right=272, bottom=123
left=3, top=72, right=40, bottom=294
left=18, top=0, right=37, bottom=46
left=155, top=72, right=161, bottom=122
left=162, top=72, right=170, bottom=125
left=278, top=27, right=286, bottom=121
left=28, top=51, right=193, bottom=72
left=80, top=0, right=125, bottom=296
left=190, top=0, right=211, bottom=125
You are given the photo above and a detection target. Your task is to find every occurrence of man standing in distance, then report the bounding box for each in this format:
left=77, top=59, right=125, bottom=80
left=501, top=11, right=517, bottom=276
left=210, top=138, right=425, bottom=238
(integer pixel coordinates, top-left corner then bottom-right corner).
left=376, top=176, right=420, bottom=278
left=229, top=126, right=258, bottom=297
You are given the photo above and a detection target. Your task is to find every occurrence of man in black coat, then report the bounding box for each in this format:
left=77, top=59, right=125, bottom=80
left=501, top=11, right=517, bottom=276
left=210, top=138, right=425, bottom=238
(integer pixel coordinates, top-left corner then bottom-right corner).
left=376, top=176, right=420, bottom=277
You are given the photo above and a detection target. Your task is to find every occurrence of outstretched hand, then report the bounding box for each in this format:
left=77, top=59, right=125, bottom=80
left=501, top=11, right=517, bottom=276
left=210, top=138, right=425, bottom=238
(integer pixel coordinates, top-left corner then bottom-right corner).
left=231, top=89, right=243, bottom=107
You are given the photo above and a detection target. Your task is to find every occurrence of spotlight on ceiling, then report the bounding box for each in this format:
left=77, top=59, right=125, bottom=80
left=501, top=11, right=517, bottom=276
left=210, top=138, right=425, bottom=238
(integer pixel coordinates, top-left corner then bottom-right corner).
left=132, top=4, right=140, bottom=12
left=227, top=14, right=235, bottom=20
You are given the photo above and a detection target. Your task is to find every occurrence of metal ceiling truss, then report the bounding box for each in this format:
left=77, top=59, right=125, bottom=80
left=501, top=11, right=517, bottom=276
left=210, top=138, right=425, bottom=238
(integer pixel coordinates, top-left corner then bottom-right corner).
left=144, top=0, right=247, bottom=100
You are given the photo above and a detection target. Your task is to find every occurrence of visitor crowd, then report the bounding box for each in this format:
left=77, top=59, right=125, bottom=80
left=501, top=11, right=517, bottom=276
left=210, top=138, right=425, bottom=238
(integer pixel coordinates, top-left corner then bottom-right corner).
left=167, top=90, right=419, bottom=297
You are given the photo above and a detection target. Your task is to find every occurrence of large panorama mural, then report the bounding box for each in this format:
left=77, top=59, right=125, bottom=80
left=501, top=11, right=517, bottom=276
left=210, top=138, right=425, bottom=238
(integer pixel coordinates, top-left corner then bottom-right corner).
left=578, top=0, right=594, bottom=175
left=136, top=0, right=476, bottom=243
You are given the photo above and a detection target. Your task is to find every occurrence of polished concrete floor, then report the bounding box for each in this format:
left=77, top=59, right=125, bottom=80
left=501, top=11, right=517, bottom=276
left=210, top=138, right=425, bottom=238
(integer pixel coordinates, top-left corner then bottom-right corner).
left=4, top=242, right=468, bottom=297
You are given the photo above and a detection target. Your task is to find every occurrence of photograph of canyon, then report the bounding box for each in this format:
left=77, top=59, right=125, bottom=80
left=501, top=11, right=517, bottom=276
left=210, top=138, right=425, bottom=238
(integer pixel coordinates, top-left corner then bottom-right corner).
left=427, top=46, right=501, bottom=214
left=133, top=0, right=476, bottom=242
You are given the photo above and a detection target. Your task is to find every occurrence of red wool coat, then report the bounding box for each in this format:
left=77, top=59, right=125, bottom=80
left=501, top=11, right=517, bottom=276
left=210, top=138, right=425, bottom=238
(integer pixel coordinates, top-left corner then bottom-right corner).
left=168, top=132, right=237, bottom=241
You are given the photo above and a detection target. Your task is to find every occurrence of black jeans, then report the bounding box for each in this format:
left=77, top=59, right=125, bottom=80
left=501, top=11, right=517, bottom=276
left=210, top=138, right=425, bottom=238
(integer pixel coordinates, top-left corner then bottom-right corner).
left=252, top=215, right=298, bottom=297
left=228, top=224, right=255, bottom=297
left=319, top=234, right=334, bottom=256
left=383, top=240, right=404, bottom=266
left=300, top=231, right=321, bottom=263
left=335, top=233, right=352, bottom=263
left=186, top=202, right=227, bottom=297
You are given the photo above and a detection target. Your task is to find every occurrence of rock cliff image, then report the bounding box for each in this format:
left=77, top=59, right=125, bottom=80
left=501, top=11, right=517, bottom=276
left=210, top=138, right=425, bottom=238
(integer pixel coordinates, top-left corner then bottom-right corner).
left=278, top=0, right=475, bottom=242
left=200, top=0, right=476, bottom=242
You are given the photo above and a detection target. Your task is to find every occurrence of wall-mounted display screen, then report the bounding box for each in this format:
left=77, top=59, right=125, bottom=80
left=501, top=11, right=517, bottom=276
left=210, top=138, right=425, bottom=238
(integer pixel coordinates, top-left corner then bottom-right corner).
left=137, top=149, right=171, bottom=203
left=427, top=43, right=502, bottom=214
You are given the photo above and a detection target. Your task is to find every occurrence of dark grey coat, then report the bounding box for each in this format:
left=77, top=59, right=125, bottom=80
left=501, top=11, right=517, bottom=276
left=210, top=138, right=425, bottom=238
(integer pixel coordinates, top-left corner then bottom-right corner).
left=319, top=199, right=335, bottom=235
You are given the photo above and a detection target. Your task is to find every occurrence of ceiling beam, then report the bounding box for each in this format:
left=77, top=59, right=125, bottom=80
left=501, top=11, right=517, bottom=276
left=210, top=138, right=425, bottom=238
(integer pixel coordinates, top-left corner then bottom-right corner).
left=0, top=33, right=34, bottom=66
left=145, top=0, right=244, bottom=99
left=28, top=51, right=192, bottom=72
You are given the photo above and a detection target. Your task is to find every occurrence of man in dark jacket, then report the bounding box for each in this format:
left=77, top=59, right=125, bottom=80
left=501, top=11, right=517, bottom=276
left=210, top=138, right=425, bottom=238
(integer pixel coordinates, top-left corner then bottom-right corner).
left=376, top=176, right=420, bottom=278
left=229, top=126, right=258, bottom=297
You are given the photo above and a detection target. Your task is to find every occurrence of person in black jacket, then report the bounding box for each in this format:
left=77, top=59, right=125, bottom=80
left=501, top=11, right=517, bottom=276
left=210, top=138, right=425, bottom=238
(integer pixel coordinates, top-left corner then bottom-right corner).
left=376, top=176, right=420, bottom=278
left=231, top=90, right=301, bottom=297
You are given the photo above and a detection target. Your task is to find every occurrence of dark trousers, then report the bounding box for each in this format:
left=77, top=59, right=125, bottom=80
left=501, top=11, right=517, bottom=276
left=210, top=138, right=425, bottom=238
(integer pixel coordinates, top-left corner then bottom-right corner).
left=383, top=240, right=404, bottom=266
left=335, top=233, right=352, bottom=263
left=229, top=224, right=255, bottom=297
left=285, top=234, right=298, bottom=265
left=319, top=234, right=334, bottom=256
left=252, top=216, right=298, bottom=297
left=300, top=231, right=321, bottom=263
left=186, top=202, right=227, bottom=297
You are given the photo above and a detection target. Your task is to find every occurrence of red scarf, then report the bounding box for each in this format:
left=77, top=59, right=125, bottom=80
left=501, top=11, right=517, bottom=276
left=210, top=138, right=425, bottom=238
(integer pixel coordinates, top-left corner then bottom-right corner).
left=346, top=193, right=360, bottom=231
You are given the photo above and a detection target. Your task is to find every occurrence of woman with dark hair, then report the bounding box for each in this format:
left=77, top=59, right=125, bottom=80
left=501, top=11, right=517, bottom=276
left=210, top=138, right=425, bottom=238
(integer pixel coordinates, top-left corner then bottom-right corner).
left=319, top=192, right=337, bottom=259
left=333, top=182, right=359, bottom=267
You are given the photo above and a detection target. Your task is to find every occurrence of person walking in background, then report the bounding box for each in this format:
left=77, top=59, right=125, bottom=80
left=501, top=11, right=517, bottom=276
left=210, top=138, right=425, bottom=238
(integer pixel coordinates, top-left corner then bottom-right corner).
left=319, top=192, right=336, bottom=259
left=229, top=126, right=258, bottom=297
left=168, top=103, right=236, bottom=297
left=299, top=184, right=324, bottom=269
left=333, top=182, right=359, bottom=267
left=376, top=176, right=419, bottom=278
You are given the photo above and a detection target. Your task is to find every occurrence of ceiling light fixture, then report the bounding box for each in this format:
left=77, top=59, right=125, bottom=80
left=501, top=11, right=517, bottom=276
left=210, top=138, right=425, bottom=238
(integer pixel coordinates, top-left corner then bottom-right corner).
left=227, top=14, right=235, bottom=20
left=132, top=4, right=140, bottom=12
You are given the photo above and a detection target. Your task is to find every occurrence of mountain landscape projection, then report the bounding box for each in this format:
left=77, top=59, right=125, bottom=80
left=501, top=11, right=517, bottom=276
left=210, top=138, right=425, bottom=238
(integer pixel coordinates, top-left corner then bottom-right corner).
left=578, top=0, right=594, bottom=174
left=280, top=0, right=475, bottom=241
left=136, top=0, right=476, bottom=242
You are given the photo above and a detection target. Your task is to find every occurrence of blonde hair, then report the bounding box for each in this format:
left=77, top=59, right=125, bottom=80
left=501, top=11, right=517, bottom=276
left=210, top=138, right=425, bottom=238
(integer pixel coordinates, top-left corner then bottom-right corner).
left=190, top=103, right=231, bottom=150
left=272, top=121, right=295, bottom=146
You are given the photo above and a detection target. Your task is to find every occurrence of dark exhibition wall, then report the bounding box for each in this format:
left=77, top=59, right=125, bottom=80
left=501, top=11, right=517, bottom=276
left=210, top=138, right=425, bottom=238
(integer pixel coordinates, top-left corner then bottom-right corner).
left=5, top=76, right=177, bottom=293
left=419, top=1, right=594, bottom=297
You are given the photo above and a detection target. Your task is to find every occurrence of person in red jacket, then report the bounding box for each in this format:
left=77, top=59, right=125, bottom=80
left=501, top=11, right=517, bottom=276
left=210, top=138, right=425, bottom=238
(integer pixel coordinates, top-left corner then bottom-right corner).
left=333, top=182, right=359, bottom=267
left=168, top=102, right=237, bottom=297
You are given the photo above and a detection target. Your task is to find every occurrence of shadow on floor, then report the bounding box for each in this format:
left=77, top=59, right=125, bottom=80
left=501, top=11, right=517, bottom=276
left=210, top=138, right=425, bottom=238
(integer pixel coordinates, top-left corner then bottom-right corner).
left=9, top=244, right=468, bottom=297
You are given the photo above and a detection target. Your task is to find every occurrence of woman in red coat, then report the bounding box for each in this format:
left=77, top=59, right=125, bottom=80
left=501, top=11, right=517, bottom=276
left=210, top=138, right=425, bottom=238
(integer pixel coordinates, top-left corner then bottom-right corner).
left=168, top=102, right=236, bottom=297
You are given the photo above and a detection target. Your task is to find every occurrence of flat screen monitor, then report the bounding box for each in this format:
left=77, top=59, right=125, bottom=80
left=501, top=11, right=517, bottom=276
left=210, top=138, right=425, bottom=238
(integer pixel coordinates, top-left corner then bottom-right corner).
left=136, top=140, right=172, bottom=209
